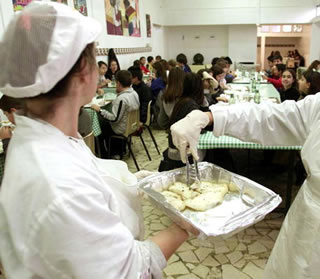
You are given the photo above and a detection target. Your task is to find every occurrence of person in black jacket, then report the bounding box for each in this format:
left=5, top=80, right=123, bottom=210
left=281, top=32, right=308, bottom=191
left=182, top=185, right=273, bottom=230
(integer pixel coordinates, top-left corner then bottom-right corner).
left=128, top=66, right=152, bottom=124
left=279, top=69, right=299, bottom=102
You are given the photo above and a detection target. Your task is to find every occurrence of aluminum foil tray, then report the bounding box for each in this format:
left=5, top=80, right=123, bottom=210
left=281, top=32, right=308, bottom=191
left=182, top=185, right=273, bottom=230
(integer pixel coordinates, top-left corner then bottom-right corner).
left=139, top=162, right=282, bottom=239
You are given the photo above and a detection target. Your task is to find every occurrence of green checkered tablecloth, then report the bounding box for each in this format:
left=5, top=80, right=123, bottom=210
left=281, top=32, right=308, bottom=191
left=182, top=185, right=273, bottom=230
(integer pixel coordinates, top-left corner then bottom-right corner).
left=198, top=131, right=302, bottom=150
left=84, top=108, right=101, bottom=137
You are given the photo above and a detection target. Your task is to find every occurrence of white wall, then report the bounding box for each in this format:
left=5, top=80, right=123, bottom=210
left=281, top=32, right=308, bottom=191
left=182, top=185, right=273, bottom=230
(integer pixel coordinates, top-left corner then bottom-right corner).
left=228, top=25, right=257, bottom=64
left=164, top=25, right=229, bottom=64
left=0, top=0, right=165, bottom=69
left=162, top=0, right=316, bottom=25
left=310, top=21, right=320, bottom=62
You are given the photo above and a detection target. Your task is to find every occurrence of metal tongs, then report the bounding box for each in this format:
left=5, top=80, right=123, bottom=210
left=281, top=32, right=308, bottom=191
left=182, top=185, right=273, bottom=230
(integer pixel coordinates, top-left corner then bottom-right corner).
left=186, top=154, right=201, bottom=190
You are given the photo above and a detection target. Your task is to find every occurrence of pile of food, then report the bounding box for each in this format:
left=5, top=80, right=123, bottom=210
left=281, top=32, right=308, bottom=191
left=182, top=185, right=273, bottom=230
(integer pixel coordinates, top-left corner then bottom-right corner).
left=159, top=181, right=238, bottom=212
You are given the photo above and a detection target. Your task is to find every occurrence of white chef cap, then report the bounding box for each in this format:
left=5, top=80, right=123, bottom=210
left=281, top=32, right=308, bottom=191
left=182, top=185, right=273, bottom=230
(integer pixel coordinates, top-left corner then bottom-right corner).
left=0, top=1, right=101, bottom=98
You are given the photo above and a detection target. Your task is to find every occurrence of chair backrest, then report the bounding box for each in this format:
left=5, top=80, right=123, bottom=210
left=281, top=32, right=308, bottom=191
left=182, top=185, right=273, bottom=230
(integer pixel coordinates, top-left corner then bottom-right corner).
left=189, top=65, right=205, bottom=73
left=145, top=100, right=152, bottom=126
left=83, top=131, right=95, bottom=154
left=123, top=109, right=140, bottom=138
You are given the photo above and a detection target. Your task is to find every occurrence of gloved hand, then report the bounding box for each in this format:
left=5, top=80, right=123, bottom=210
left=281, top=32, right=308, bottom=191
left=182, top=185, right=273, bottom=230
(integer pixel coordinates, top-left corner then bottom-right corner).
left=170, top=110, right=210, bottom=163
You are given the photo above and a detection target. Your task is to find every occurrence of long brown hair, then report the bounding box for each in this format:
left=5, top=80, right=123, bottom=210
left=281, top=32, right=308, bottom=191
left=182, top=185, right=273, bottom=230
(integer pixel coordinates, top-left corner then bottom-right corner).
left=153, top=61, right=168, bottom=84
left=162, top=68, right=185, bottom=103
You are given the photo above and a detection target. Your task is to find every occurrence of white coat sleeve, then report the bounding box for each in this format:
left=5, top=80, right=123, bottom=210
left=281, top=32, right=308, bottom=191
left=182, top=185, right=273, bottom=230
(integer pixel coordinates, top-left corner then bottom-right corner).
left=28, top=188, right=166, bottom=279
left=210, top=94, right=320, bottom=146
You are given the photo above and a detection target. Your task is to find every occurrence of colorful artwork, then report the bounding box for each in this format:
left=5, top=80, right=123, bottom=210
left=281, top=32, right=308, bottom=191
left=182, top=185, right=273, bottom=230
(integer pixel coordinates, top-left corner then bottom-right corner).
left=12, top=0, right=32, bottom=12
left=146, top=14, right=151, bottom=37
left=105, top=0, right=141, bottom=37
left=73, top=0, right=88, bottom=16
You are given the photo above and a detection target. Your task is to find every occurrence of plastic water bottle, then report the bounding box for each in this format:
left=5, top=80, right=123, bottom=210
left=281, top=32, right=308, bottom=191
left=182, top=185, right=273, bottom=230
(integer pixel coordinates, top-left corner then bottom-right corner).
left=254, top=90, right=261, bottom=104
left=251, top=78, right=256, bottom=93
left=111, top=75, right=116, bottom=87
left=229, top=94, right=236, bottom=105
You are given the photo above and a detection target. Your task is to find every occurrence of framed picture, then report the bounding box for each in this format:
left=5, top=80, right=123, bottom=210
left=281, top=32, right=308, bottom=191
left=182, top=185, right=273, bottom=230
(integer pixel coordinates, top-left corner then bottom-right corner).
left=105, top=0, right=141, bottom=37
left=52, top=0, right=68, bottom=4
left=293, top=25, right=303, bottom=33
left=73, top=0, right=88, bottom=16
left=146, top=14, right=151, bottom=37
left=282, top=25, right=292, bottom=32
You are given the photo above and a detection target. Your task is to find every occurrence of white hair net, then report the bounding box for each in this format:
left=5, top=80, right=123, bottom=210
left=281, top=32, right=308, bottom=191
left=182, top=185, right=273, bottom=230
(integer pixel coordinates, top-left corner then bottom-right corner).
left=0, top=1, right=101, bottom=98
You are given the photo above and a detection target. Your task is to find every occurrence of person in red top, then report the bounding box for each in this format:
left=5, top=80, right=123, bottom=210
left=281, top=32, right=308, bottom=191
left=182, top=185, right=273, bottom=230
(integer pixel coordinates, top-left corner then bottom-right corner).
left=140, top=56, right=150, bottom=74
left=262, top=63, right=286, bottom=90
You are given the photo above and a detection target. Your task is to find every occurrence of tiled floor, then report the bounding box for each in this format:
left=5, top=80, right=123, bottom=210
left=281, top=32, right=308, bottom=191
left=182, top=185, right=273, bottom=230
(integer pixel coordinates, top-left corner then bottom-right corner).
left=124, top=128, right=289, bottom=279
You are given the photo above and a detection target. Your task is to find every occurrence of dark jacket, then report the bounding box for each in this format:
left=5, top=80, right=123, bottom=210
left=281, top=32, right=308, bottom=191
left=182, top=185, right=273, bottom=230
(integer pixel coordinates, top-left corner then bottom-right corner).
left=280, top=87, right=300, bottom=102
left=151, top=78, right=166, bottom=101
left=132, top=81, right=152, bottom=123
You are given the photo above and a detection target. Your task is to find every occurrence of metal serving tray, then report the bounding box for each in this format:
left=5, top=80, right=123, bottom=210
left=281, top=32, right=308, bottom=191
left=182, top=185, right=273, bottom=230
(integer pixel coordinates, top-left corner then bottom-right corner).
left=139, top=162, right=281, bottom=239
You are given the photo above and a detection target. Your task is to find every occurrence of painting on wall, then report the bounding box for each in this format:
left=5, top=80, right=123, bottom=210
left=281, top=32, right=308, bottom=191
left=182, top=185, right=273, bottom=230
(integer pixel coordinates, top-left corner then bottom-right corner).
left=73, top=0, right=88, bottom=16
left=146, top=14, right=151, bottom=37
left=105, top=0, right=141, bottom=37
left=12, top=0, right=33, bottom=12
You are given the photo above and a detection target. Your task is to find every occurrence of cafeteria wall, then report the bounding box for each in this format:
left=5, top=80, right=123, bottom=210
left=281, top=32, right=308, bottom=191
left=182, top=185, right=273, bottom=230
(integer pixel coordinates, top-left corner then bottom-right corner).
left=0, top=0, right=166, bottom=70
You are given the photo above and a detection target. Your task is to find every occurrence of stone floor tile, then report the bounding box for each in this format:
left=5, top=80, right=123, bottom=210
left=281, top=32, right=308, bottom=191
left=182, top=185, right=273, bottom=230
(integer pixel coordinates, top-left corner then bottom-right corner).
left=177, top=274, right=200, bottom=279
left=168, top=254, right=180, bottom=265
left=207, top=267, right=222, bottom=279
left=258, top=238, right=275, bottom=250
left=160, top=216, right=172, bottom=226
left=177, top=241, right=196, bottom=252
left=233, top=259, right=246, bottom=269
left=190, top=238, right=214, bottom=248
left=186, top=263, right=196, bottom=270
left=201, top=256, right=220, bottom=267
left=194, top=247, right=213, bottom=262
left=256, top=228, right=270, bottom=236
left=214, top=241, right=230, bottom=254
left=245, top=228, right=258, bottom=236
left=147, top=214, right=159, bottom=220
left=151, top=219, right=161, bottom=224
left=153, top=208, right=165, bottom=216
left=214, top=254, right=229, bottom=265
left=235, top=243, right=247, bottom=252
left=226, top=251, right=243, bottom=264
left=178, top=251, right=200, bottom=264
left=142, top=205, right=154, bottom=212
left=149, top=223, right=166, bottom=231
left=225, top=239, right=238, bottom=251
left=192, top=264, right=210, bottom=279
left=248, top=241, right=267, bottom=254
left=222, top=264, right=251, bottom=279
left=243, top=254, right=259, bottom=260
left=268, top=230, right=279, bottom=241
left=243, top=262, right=264, bottom=279
left=164, top=262, right=189, bottom=276
left=252, top=259, right=267, bottom=269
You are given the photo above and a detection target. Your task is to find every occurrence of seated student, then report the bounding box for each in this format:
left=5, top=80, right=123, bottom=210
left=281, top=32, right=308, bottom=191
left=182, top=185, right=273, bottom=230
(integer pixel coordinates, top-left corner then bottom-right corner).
left=176, top=53, right=191, bottom=73
left=215, top=59, right=230, bottom=90
left=211, top=57, right=219, bottom=67
left=307, top=60, right=320, bottom=72
left=209, top=64, right=227, bottom=100
left=262, top=63, right=286, bottom=90
left=222, top=56, right=235, bottom=83
left=158, top=73, right=210, bottom=171
left=155, top=55, right=162, bottom=62
left=147, top=56, right=154, bottom=72
left=279, top=69, right=300, bottom=102
left=298, top=70, right=320, bottom=99
left=128, top=66, right=152, bottom=124
left=139, top=56, right=150, bottom=74
left=105, top=59, right=120, bottom=82
left=91, top=70, right=140, bottom=158
left=265, top=55, right=274, bottom=77
left=193, top=53, right=204, bottom=65
left=97, top=61, right=108, bottom=88
left=158, top=67, right=185, bottom=129
left=198, top=70, right=228, bottom=105
left=272, top=54, right=283, bottom=65
left=168, top=59, right=177, bottom=70
left=151, top=61, right=167, bottom=102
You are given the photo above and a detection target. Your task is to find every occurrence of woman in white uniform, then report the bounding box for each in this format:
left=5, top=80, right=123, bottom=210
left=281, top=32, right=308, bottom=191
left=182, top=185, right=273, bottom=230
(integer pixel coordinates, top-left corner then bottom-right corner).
left=0, top=2, right=189, bottom=278
left=171, top=95, right=320, bottom=278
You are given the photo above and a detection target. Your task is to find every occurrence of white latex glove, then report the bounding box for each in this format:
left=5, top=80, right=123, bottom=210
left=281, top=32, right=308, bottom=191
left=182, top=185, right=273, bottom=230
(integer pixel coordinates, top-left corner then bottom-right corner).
left=170, top=110, right=210, bottom=163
